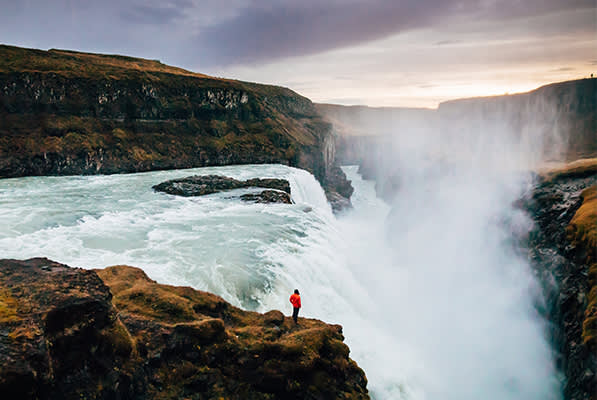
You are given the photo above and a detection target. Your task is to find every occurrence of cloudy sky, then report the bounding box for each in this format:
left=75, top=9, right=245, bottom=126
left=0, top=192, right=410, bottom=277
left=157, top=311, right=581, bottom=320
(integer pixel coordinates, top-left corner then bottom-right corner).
left=1, top=0, right=595, bottom=107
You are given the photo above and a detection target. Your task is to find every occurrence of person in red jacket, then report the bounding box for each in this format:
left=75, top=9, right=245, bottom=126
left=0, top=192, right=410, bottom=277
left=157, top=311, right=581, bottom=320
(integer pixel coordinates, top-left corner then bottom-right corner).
left=289, top=289, right=301, bottom=324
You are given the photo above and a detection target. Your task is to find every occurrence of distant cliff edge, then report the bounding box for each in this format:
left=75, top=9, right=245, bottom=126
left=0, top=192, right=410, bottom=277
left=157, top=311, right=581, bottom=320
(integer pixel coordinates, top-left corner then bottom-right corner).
left=317, top=78, right=596, bottom=171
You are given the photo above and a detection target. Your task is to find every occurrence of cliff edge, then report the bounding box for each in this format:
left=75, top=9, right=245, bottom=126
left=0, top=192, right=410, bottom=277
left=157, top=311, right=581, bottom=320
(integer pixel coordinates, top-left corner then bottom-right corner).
left=0, top=258, right=369, bottom=399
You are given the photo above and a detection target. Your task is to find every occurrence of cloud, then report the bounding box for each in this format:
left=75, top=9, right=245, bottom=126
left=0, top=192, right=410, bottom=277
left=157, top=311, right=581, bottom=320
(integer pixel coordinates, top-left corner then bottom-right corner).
left=191, top=0, right=595, bottom=67
left=434, top=40, right=462, bottom=46
left=552, top=67, right=575, bottom=72
left=120, top=5, right=186, bottom=25
left=0, top=0, right=593, bottom=72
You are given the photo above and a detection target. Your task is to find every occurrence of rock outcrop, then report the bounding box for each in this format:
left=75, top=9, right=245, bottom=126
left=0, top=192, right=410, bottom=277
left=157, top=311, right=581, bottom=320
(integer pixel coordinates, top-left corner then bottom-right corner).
left=521, top=160, right=597, bottom=400
left=240, top=190, right=292, bottom=204
left=0, top=258, right=369, bottom=399
left=0, top=45, right=353, bottom=210
left=152, top=175, right=291, bottom=204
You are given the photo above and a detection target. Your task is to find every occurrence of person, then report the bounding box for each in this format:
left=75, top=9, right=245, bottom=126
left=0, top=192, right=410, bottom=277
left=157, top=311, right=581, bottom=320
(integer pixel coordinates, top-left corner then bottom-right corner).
left=289, top=289, right=301, bottom=324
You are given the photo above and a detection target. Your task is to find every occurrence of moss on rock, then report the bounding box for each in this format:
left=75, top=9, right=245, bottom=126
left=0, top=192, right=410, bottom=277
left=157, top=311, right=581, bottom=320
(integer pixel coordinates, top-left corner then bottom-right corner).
left=0, top=259, right=369, bottom=399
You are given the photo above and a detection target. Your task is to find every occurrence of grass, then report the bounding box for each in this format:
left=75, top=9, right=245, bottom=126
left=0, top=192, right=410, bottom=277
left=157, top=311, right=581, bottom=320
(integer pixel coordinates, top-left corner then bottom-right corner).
left=0, top=44, right=214, bottom=80
left=0, top=44, right=328, bottom=179
left=567, top=186, right=597, bottom=262
left=584, top=263, right=597, bottom=348
left=0, top=44, right=315, bottom=102
left=96, top=265, right=229, bottom=324
left=567, top=186, right=597, bottom=348
left=0, top=288, right=18, bottom=323
left=538, top=158, right=597, bottom=182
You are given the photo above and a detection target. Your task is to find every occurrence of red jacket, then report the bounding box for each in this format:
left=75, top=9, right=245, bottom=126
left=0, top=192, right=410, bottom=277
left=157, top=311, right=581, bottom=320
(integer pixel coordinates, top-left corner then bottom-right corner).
left=289, top=293, right=301, bottom=308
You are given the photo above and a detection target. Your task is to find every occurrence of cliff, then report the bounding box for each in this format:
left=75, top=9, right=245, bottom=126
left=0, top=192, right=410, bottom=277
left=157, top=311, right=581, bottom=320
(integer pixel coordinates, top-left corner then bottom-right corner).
left=521, top=159, right=597, bottom=400
left=438, top=78, right=597, bottom=161
left=0, top=258, right=369, bottom=400
left=0, top=45, right=351, bottom=209
left=317, top=78, right=597, bottom=180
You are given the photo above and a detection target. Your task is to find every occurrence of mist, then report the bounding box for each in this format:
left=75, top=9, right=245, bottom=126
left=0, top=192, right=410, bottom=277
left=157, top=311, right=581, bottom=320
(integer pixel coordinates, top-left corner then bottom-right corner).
left=325, top=98, right=567, bottom=398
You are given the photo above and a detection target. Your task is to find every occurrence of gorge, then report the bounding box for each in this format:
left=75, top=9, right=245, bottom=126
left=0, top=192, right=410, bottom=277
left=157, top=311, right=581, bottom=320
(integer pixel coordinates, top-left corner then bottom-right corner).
left=1, top=44, right=596, bottom=399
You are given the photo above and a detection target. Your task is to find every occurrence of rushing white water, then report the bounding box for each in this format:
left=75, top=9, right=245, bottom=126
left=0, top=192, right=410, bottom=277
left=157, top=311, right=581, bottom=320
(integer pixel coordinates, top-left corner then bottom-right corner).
left=0, top=162, right=559, bottom=399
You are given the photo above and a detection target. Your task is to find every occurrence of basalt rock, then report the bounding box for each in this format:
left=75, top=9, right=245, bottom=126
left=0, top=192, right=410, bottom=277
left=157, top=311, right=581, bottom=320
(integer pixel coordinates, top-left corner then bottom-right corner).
left=520, top=163, right=597, bottom=400
left=240, top=190, right=292, bottom=204
left=322, top=165, right=354, bottom=213
left=0, top=258, right=369, bottom=400
left=152, top=175, right=291, bottom=204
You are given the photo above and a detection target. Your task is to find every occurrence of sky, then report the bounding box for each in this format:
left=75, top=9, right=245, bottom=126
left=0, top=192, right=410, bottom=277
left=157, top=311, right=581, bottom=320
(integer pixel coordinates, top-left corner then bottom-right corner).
left=1, top=0, right=595, bottom=108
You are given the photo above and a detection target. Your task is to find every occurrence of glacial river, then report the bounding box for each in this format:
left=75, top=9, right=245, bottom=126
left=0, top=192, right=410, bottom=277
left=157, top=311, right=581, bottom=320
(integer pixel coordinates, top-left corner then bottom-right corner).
left=0, top=164, right=560, bottom=399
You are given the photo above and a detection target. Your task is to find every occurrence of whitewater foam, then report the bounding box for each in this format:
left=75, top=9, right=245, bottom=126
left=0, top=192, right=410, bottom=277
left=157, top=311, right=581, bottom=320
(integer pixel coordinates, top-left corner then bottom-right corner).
left=0, top=163, right=559, bottom=399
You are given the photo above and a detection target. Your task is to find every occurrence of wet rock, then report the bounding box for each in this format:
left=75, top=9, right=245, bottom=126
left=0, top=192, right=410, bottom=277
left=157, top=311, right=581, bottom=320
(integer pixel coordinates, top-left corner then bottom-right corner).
left=153, top=175, right=291, bottom=201
left=520, top=169, right=597, bottom=400
left=325, top=191, right=352, bottom=213
left=240, top=190, right=292, bottom=204
left=323, top=165, right=354, bottom=213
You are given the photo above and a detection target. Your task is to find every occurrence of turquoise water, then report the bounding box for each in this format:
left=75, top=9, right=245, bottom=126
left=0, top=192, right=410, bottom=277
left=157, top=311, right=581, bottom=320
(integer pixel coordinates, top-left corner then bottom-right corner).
left=0, top=163, right=560, bottom=399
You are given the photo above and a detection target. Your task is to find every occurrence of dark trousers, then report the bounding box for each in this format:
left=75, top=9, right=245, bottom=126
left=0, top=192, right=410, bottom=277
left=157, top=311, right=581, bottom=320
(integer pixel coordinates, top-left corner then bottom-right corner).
left=292, top=307, right=300, bottom=323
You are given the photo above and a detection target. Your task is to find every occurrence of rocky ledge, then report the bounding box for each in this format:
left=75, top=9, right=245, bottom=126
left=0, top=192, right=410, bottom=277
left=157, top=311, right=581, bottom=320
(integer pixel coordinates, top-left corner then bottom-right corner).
left=153, top=175, right=292, bottom=204
left=0, top=258, right=369, bottom=399
left=520, top=159, right=597, bottom=400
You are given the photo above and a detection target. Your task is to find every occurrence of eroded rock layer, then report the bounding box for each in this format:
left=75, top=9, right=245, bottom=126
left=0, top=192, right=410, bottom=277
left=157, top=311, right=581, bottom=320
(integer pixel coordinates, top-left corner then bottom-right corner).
left=522, top=162, right=597, bottom=400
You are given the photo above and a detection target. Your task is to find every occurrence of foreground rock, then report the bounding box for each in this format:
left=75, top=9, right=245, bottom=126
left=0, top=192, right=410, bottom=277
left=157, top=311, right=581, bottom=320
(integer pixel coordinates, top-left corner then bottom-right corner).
left=153, top=175, right=291, bottom=204
left=0, top=258, right=369, bottom=399
left=521, top=160, right=597, bottom=400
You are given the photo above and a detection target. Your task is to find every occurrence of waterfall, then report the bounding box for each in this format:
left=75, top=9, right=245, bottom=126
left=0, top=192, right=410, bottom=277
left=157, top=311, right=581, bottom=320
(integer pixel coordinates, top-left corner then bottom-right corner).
left=0, top=162, right=561, bottom=399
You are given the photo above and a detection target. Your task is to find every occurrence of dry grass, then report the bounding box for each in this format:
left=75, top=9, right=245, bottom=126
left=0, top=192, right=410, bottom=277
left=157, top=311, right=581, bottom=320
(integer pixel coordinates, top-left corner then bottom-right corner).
left=567, top=186, right=597, bottom=261
left=538, top=158, right=597, bottom=182
left=0, top=44, right=214, bottom=80
left=567, top=186, right=597, bottom=348
left=96, top=265, right=229, bottom=324
left=584, top=263, right=597, bottom=348
left=0, top=288, right=18, bottom=323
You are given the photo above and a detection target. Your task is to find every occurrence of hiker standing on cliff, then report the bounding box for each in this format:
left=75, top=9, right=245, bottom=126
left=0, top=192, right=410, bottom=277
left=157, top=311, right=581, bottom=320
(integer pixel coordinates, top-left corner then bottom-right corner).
left=289, top=289, right=301, bottom=324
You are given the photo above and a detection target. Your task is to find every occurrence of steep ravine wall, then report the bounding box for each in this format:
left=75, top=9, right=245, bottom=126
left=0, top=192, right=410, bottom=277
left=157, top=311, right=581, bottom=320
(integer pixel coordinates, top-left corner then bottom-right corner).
left=0, top=45, right=351, bottom=208
left=320, top=78, right=596, bottom=176
left=522, top=164, right=597, bottom=400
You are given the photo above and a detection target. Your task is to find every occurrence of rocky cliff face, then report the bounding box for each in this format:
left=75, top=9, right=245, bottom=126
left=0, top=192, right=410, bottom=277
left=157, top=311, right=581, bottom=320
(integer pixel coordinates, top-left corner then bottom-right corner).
left=318, top=78, right=596, bottom=202
left=0, top=45, right=352, bottom=209
left=438, top=79, right=597, bottom=161
left=0, top=258, right=369, bottom=400
left=520, top=161, right=597, bottom=400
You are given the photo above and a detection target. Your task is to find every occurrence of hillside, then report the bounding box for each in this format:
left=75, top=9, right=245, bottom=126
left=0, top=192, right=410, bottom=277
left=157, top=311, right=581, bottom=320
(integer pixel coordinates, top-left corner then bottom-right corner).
left=0, top=45, right=350, bottom=206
